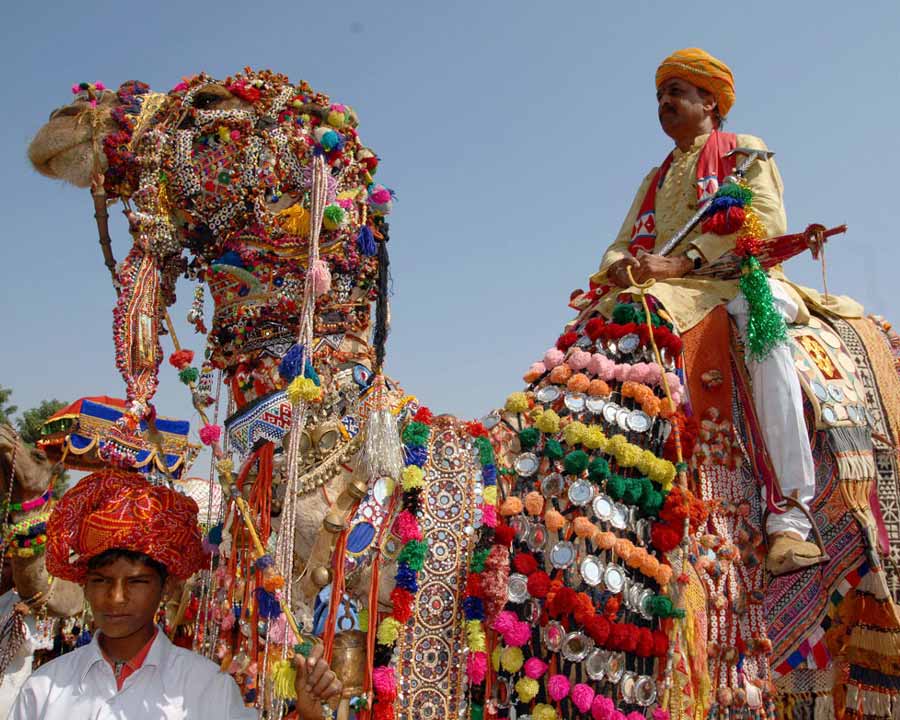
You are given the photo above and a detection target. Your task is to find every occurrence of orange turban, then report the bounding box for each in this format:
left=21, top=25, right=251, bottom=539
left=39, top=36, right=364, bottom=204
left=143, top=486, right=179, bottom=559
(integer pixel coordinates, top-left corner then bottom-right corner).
left=656, top=48, right=735, bottom=118
left=47, top=469, right=204, bottom=583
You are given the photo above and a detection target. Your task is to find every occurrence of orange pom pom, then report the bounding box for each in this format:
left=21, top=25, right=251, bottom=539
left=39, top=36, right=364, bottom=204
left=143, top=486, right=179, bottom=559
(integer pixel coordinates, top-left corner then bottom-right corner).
left=567, top=373, right=591, bottom=394
left=500, top=497, right=524, bottom=516
left=588, top=379, right=611, bottom=397
left=573, top=516, right=597, bottom=539
left=524, top=491, right=544, bottom=516
left=614, top=538, right=635, bottom=561
left=656, top=564, right=673, bottom=587
left=659, top=398, right=676, bottom=418
left=549, top=365, right=573, bottom=385
left=595, top=531, right=616, bottom=550
left=544, top=509, right=566, bottom=532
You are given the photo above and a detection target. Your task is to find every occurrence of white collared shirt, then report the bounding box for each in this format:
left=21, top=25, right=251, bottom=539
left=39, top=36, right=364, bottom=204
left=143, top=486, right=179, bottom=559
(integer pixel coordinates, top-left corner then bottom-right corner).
left=9, top=629, right=256, bottom=719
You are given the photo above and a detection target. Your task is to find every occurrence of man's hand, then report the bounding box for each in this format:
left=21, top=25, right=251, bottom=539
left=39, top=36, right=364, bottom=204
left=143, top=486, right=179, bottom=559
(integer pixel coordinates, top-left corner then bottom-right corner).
left=630, top=253, right=693, bottom=284
left=293, top=641, right=342, bottom=715
left=607, top=257, right=640, bottom=288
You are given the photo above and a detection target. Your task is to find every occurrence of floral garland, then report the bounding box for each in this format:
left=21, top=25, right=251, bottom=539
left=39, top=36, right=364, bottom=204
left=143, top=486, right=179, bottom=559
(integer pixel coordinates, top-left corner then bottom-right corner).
left=461, top=421, right=501, bottom=720
left=370, top=406, right=432, bottom=720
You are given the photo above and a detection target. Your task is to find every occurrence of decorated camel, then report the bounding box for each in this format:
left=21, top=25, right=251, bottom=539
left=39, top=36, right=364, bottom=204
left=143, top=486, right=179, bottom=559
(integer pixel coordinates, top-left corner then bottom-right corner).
left=22, top=70, right=900, bottom=720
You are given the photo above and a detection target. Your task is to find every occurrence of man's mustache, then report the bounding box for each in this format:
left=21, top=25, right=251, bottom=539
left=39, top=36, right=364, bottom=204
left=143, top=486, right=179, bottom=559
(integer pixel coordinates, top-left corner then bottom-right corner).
left=658, top=104, right=677, bottom=119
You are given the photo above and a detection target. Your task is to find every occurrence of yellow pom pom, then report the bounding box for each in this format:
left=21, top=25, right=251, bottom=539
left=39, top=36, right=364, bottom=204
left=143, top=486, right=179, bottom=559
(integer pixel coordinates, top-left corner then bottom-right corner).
left=515, top=677, right=539, bottom=703
left=637, top=449, right=658, bottom=475
left=357, top=608, right=369, bottom=633
left=276, top=204, right=310, bottom=237
left=482, top=485, right=498, bottom=505
left=377, top=617, right=402, bottom=645
left=491, top=645, right=501, bottom=671
left=500, top=646, right=524, bottom=673
left=583, top=425, right=607, bottom=450
left=563, top=421, right=587, bottom=447
left=287, top=377, right=322, bottom=404
left=271, top=659, right=298, bottom=700
left=536, top=410, right=561, bottom=434
left=606, top=434, right=627, bottom=455
left=616, top=443, right=641, bottom=468
left=466, top=620, right=486, bottom=652
left=533, top=703, right=559, bottom=720
left=649, top=459, right=677, bottom=490
left=401, top=465, right=425, bottom=491
left=505, top=392, right=529, bottom=414
left=327, top=110, right=346, bottom=128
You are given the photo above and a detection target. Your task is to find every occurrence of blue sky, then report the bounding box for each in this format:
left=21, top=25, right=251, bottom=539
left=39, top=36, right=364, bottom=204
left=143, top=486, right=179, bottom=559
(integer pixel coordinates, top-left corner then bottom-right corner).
left=2, top=0, right=898, bottom=471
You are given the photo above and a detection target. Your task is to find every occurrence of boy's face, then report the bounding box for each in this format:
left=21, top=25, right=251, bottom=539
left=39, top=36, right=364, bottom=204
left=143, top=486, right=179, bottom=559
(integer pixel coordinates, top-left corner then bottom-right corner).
left=84, top=557, right=172, bottom=640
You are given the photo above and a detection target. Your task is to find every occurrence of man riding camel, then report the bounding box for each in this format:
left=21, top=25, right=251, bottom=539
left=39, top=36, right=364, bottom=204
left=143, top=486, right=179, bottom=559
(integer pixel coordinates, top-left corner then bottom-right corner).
left=588, top=47, right=861, bottom=575
left=10, top=472, right=340, bottom=719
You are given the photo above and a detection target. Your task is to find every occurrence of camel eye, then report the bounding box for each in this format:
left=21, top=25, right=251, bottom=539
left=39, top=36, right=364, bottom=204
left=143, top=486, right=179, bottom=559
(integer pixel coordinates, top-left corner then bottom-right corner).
left=49, top=105, right=82, bottom=121
left=193, top=92, right=220, bottom=110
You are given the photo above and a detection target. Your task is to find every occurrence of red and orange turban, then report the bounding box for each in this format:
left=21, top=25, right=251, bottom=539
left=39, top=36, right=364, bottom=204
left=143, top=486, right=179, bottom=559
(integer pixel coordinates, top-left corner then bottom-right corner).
left=656, top=48, right=735, bottom=118
left=47, top=469, right=204, bottom=583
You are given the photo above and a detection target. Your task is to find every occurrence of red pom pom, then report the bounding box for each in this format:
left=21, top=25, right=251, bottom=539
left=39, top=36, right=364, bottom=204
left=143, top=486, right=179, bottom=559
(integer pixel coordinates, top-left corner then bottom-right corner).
left=494, top=524, right=515, bottom=547
left=651, top=523, right=682, bottom=553
left=585, top=317, right=606, bottom=341
left=652, top=629, right=669, bottom=657
left=413, top=407, right=433, bottom=424
left=548, top=587, right=577, bottom=619
left=736, top=235, right=763, bottom=258
left=512, top=553, right=538, bottom=576
left=619, top=623, right=638, bottom=652
left=168, top=349, right=194, bottom=370
left=701, top=206, right=745, bottom=235
left=663, top=412, right=698, bottom=464
left=466, top=421, right=489, bottom=438
left=609, top=622, right=629, bottom=650
left=556, top=332, right=579, bottom=352
left=603, top=594, right=621, bottom=618
left=636, top=627, right=654, bottom=657
left=584, top=614, right=610, bottom=645
left=527, top=571, right=550, bottom=598
left=390, top=587, right=415, bottom=623
left=465, top=572, right=484, bottom=598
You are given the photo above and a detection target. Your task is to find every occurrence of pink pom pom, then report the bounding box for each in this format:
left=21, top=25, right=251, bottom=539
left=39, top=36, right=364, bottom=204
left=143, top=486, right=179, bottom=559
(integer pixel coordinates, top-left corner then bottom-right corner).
left=543, top=348, right=565, bottom=369
left=95, top=81, right=106, bottom=90
left=627, top=713, right=645, bottom=720
left=266, top=615, right=296, bottom=645
left=523, top=657, right=548, bottom=679
left=572, top=683, right=596, bottom=713
left=370, top=188, right=393, bottom=204
left=311, top=259, right=332, bottom=297
left=466, top=651, right=487, bottom=684
left=199, top=424, right=222, bottom=446
left=612, top=712, right=627, bottom=720
left=373, top=666, right=397, bottom=697
left=548, top=674, right=571, bottom=702
left=591, top=695, right=614, bottom=720
left=612, top=363, right=628, bottom=382
left=568, top=349, right=591, bottom=370
left=588, top=353, right=612, bottom=379
left=502, top=620, right=531, bottom=647
left=395, top=510, right=422, bottom=542
left=652, top=710, right=671, bottom=720
left=71, top=84, right=80, bottom=94
left=220, top=613, right=235, bottom=632
left=528, top=361, right=548, bottom=376
left=491, top=610, right=517, bottom=635
left=665, top=372, right=682, bottom=393
left=481, top=504, right=498, bottom=528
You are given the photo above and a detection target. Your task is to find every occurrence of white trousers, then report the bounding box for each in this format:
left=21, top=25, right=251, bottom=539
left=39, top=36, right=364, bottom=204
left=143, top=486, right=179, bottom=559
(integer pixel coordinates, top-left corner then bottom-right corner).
left=726, top=279, right=815, bottom=537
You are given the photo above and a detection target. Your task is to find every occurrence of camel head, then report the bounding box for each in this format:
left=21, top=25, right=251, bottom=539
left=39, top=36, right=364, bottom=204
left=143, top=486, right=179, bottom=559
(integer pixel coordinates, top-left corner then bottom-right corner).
left=0, top=424, right=56, bottom=502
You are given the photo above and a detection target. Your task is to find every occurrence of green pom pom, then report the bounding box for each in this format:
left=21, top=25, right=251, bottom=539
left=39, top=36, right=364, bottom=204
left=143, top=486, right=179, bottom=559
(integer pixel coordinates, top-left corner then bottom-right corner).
left=641, top=489, right=664, bottom=515
left=611, top=304, right=639, bottom=325
left=474, top=436, right=494, bottom=464
left=650, top=595, right=674, bottom=617
left=623, top=477, right=643, bottom=504
left=544, top=439, right=563, bottom=460
left=716, top=182, right=753, bottom=205
left=402, top=421, right=430, bottom=447
left=563, top=450, right=589, bottom=475
left=606, top=474, right=626, bottom=500
left=470, top=548, right=490, bottom=573
left=739, top=256, right=788, bottom=360
left=470, top=704, right=484, bottom=720
left=518, top=427, right=540, bottom=450
left=178, top=367, right=200, bottom=384
left=588, top=457, right=610, bottom=482
left=323, top=204, right=346, bottom=226
left=397, top=539, right=428, bottom=571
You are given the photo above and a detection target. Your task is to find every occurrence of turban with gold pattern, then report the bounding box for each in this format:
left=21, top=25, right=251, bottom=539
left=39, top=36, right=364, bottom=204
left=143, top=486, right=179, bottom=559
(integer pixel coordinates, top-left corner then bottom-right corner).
left=656, top=48, right=735, bottom=118
left=47, top=469, right=204, bottom=583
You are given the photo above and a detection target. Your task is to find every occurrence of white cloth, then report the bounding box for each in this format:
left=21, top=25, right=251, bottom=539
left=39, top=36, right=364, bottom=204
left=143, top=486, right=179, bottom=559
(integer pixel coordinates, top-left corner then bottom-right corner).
left=9, top=629, right=255, bottom=720
left=726, top=278, right=816, bottom=537
left=0, top=590, right=36, bottom=720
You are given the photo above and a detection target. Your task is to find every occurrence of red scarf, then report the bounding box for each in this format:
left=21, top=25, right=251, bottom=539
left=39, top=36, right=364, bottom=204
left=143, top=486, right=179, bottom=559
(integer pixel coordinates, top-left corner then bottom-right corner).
left=575, top=131, right=739, bottom=309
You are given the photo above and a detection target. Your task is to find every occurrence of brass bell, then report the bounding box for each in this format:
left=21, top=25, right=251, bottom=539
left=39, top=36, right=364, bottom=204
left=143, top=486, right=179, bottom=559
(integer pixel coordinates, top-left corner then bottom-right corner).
left=347, top=477, right=368, bottom=500
left=330, top=630, right=367, bottom=695
left=311, top=566, right=332, bottom=588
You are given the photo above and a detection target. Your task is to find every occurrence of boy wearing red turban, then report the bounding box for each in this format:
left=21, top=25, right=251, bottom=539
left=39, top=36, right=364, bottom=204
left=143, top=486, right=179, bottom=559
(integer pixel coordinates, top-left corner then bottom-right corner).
left=11, top=470, right=340, bottom=719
